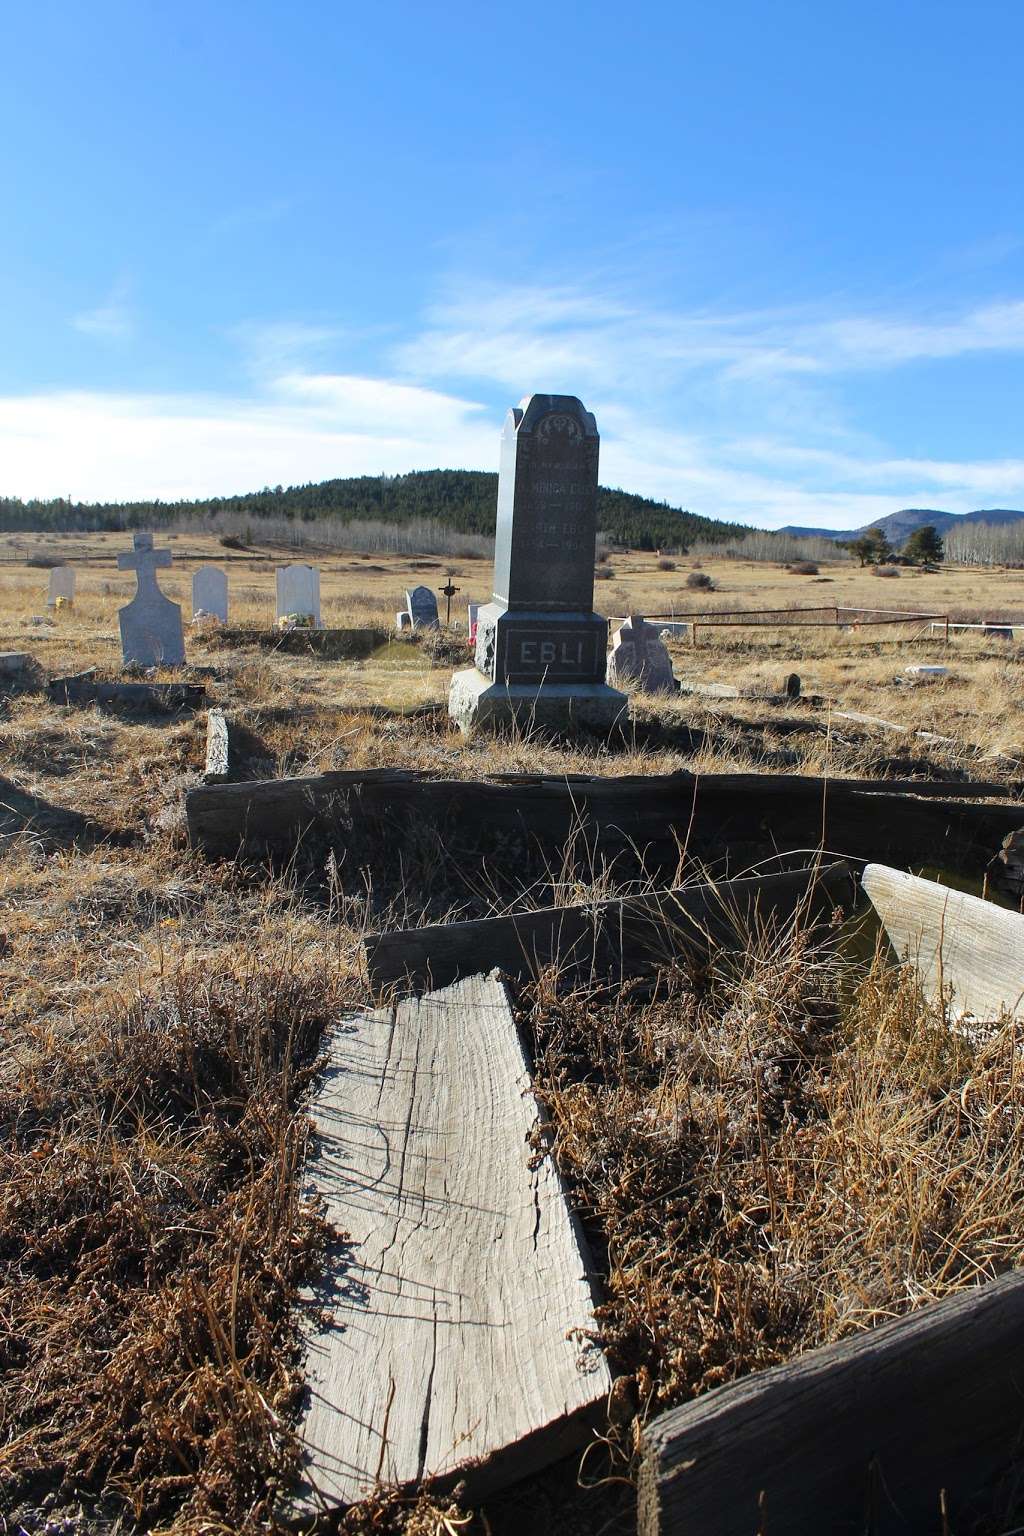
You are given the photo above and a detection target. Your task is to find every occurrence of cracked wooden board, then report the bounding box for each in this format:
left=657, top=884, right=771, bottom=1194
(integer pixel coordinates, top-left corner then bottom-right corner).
left=295, top=970, right=610, bottom=1511
left=863, top=863, right=1024, bottom=1025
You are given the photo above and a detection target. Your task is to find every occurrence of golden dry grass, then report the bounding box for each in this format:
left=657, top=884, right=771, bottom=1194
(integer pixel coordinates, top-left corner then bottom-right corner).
left=2, top=535, right=1024, bottom=1534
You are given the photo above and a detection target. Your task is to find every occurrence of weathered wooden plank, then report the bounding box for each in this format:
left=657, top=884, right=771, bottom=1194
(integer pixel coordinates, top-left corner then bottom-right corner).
left=49, top=672, right=206, bottom=709
left=833, top=708, right=909, bottom=733
left=365, top=862, right=854, bottom=995
left=863, top=863, right=1024, bottom=1024
left=203, top=707, right=231, bottom=783
left=296, top=971, right=610, bottom=1509
left=639, top=1269, right=1024, bottom=1536
left=833, top=709, right=957, bottom=747
left=185, top=766, right=1021, bottom=862
left=185, top=768, right=1024, bottom=895
left=211, top=625, right=385, bottom=657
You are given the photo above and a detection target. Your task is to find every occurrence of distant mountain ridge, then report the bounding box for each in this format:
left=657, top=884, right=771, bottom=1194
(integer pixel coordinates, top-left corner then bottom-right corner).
left=779, top=507, right=1024, bottom=544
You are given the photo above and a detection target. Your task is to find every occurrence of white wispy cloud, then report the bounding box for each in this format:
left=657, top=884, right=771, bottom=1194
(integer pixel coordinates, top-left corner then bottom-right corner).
left=9, top=278, right=1024, bottom=527
left=71, top=277, right=135, bottom=342
left=0, top=377, right=494, bottom=504
left=399, top=283, right=1024, bottom=391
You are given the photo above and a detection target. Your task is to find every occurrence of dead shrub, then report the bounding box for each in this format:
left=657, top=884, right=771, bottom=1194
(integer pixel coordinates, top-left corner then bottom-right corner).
left=686, top=571, right=715, bottom=590
left=874, top=564, right=900, bottom=578
left=418, top=625, right=468, bottom=665
left=789, top=560, right=819, bottom=575
left=657, top=557, right=676, bottom=571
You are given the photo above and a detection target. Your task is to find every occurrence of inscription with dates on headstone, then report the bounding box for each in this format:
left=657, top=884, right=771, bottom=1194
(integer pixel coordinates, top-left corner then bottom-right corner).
left=493, top=395, right=599, bottom=614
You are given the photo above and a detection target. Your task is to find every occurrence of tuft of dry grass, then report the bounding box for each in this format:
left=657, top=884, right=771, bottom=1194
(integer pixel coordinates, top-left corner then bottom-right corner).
left=3, top=536, right=1024, bottom=1531
left=530, top=929, right=1024, bottom=1477
left=0, top=938, right=348, bottom=1533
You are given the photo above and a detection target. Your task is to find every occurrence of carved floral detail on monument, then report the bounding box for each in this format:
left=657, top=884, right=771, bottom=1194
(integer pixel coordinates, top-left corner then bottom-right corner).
left=536, top=412, right=582, bottom=442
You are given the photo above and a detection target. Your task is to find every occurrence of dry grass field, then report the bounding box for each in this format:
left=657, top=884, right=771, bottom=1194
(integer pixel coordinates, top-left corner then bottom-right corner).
left=3, top=531, right=1024, bottom=1535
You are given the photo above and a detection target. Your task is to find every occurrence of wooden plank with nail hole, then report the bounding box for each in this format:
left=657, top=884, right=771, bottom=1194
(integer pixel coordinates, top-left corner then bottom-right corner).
left=365, top=862, right=854, bottom=996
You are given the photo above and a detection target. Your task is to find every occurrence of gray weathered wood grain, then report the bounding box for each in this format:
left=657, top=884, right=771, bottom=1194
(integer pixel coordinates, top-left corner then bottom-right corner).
left=185, top=765, right=1021, bottom=865
left=365, top=863, right=853, bottom=995
left=639, top=1270, right=1024, bottom=1536
left=863, top=863, right=1024, bottom=1023
left=296, top=971, right=610, bottom=1510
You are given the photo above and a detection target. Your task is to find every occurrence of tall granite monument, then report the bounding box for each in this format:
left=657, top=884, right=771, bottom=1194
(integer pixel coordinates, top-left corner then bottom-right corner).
left=449, top=394, right=626, bottom=732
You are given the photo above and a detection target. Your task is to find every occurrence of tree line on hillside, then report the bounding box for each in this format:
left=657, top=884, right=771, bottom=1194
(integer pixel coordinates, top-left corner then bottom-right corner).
left=0, top=469, right=744, bottom=551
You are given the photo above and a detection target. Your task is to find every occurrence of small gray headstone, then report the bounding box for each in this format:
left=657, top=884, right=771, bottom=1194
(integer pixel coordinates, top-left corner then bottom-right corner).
left=276, top=564, right=321, bottom=627
left=192, top=566, right=228, bottom=623
left=47, top=566, right=76, bottom=607
left=406, top=585, right=439, bottom=630
left=784, top=673, right=801, bottom=700
left=606, top=615, right=678, bottom=694
left=117, top=533, right=185, bottom=667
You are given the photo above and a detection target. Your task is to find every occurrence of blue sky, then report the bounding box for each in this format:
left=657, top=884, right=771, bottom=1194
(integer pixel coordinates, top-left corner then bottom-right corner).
left=3, top=0, right=1024, bottom=528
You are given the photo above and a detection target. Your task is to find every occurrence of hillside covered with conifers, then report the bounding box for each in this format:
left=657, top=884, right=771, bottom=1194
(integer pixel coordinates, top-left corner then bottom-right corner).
left=0, top=469, right=748, bottom=551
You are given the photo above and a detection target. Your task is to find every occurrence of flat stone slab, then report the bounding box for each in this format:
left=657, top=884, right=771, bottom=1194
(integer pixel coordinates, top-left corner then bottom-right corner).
left=449, top=669, right=627, bottom=733
left=0, top=652, right=30, bottom=674
left=676, top=680, right=741, bottom=700
left=295, top=971, right=609, bottom=1508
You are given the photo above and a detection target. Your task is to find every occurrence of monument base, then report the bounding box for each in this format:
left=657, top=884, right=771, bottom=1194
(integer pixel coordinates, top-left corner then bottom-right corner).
left=449, top=668, right=628, bottom=735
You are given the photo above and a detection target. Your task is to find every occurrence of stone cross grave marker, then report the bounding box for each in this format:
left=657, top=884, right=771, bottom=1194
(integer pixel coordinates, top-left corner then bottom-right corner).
left=192, top=565, right=228, bottom=623
left=47, top=565, right=76, bottom=608
left=449, top=393, right=626, bottom=731
left=405, top=585, right=439, bottom=629
left=117, top=533, right=185, bottom=667
left=606, top=614, right=678, bottom=694
left=276, top=564, right=321, bottom=627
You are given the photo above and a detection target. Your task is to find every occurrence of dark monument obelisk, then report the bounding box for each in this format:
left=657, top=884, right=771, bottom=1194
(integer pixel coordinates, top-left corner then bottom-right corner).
left=449, top=394, right=626, bottom=732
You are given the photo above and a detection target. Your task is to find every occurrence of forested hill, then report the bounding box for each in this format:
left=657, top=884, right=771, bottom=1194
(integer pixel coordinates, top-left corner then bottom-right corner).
left=0, top=469, right=748, bottom=551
